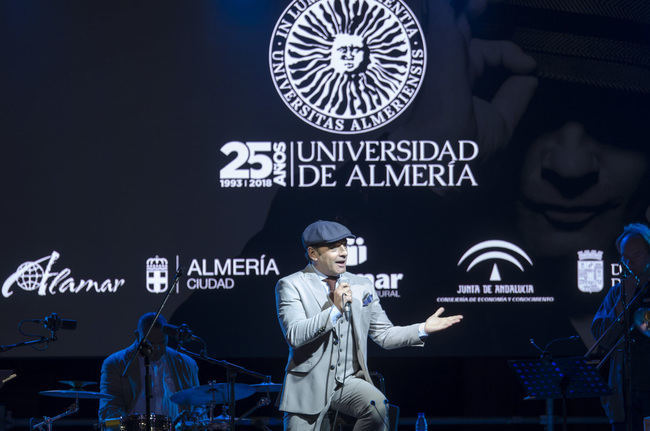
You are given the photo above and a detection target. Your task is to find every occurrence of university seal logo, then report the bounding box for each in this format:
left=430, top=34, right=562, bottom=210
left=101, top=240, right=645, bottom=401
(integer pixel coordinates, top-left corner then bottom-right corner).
left=269, top=0, right=426, bottom=134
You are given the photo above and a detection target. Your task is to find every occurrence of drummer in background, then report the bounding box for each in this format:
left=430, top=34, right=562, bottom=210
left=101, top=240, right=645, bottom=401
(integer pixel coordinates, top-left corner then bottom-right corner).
left=99, top=312, right=200, bottom=422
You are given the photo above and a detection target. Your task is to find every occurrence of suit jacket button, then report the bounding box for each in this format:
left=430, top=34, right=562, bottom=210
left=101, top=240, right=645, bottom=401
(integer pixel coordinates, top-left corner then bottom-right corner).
left=330, top=365, right=335, bottom=370
left=333, top=340, right=338, bottom=345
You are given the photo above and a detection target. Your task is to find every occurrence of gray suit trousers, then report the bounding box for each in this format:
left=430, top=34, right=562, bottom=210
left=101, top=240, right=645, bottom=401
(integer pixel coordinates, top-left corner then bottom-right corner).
left=283, top=377, right=388, bottom=431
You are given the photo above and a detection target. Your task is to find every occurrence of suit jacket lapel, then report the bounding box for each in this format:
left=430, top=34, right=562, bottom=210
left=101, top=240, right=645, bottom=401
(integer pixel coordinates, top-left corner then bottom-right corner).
left=301, top=265, right=330, bottom=311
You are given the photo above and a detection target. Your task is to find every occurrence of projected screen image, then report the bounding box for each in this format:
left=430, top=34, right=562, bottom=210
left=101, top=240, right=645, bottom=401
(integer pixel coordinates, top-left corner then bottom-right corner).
left=1, top=0, right=648, bottom=358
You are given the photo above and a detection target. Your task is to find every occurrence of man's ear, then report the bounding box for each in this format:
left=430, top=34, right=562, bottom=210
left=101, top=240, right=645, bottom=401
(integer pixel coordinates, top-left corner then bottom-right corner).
left=307, top=246, right=318, bottom=262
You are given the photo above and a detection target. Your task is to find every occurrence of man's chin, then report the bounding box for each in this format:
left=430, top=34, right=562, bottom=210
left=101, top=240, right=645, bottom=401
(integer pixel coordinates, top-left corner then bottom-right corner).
left=516, top=207, right=619, bottom=257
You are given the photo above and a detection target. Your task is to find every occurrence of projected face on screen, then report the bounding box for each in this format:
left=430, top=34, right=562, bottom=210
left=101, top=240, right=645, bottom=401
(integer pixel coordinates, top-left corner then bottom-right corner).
left=517, top=120, right=647, bottom=257
left=331, top=34, right=366, bottom=74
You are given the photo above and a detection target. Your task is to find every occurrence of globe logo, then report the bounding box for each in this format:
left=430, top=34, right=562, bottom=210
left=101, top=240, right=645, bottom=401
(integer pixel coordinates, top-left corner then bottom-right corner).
left=16, top=261, right=44, bottom=291
left=2, top=251, right=126, bottom=298
left=270, top=0, right=426, bottom=133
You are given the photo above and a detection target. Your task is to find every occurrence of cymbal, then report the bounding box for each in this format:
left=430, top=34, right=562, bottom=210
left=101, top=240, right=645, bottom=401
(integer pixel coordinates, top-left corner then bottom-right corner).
left=39, top=390, right=114, bottom=400
left=58, top=380, right=96, bottom=389
left=250, top=382, right=282, bottom=393
left=170, top=383, right=254, bottom=406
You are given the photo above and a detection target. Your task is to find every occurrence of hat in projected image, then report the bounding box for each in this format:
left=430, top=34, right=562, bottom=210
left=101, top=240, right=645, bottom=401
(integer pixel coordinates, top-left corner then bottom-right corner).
left=302, top=220, right=356, bottom=248
left=489, top=0, right=650, bottom=94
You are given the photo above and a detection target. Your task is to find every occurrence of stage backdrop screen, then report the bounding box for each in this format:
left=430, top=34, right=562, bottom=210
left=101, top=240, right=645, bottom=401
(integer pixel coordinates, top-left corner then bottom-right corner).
left=1, top=0, right=648, bottom=358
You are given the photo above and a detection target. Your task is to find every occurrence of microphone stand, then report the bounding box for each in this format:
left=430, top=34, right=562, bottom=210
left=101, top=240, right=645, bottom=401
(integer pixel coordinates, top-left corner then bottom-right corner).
left=122, top=266, right=184, bottom=431
left=177, top=346, right=271, bottom=430
left=0, top=319, right=65, bottom=353
left=0, top=335, right=54, bottom=353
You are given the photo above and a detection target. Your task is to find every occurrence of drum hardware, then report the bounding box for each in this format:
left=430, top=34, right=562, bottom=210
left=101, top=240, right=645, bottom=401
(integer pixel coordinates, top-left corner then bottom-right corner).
left=120, top=414, right=171, bottom=431
left=58, top=380, right=96, bottom=390
left=175, top=414, right=275, bottom=428
left=227, top=394, right=273, bottom=429
left=170, top=382, right=255, bottom=407
left=208, top=414, right=255, bottom=426
left=176, top=346, right=275, bottom=430
left=173, top=414, right=244, bottom=430
left=170, top=385, right=276, bottom=431
left=100, top=417, right=122, bottom=431
left=249, top=383, right=282, bottom=393
left=171, top=410, right=193, bottom=431
left=33, top=390, right=114, bottom=431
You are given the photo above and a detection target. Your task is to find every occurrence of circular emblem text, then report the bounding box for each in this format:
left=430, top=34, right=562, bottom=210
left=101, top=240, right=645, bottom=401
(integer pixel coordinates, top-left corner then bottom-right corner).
left=269, top=0, right=426, bottom=134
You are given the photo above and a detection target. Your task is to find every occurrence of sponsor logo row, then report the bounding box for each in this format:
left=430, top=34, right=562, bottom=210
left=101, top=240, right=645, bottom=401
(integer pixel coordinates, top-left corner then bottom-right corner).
left=1, top=239, right=622, bottom=301
left=146, top=237, right=403, bottom=299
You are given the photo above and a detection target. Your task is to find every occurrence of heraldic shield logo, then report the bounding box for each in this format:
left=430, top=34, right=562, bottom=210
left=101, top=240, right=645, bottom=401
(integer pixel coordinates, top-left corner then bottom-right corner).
left=577, top=250, right=604, bottom=293
left=269, top=0, right=427, bottom=134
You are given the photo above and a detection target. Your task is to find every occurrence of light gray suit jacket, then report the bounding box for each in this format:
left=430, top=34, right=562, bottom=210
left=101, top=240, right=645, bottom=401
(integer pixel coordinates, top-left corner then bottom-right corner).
left=275, top=265, right=424, bottom=415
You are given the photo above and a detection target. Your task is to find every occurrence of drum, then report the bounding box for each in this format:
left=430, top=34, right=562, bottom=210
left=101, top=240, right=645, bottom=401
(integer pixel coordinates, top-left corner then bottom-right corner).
left=100, top=417, right=121, bottom=431
left=120, top=414, right=171, bottom=431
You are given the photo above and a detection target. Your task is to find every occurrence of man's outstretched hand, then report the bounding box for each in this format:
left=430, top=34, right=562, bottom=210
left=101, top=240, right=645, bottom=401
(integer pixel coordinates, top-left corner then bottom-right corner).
left=424, top=307, right=463, bottom=334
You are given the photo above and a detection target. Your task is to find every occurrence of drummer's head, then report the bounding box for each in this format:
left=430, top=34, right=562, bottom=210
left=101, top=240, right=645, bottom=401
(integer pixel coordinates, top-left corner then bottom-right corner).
left=136, top=312, right=168, bottom=360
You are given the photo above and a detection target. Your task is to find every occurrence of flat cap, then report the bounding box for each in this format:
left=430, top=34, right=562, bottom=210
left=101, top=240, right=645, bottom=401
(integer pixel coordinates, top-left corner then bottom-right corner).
left=302, top=220, right=355, bottom=248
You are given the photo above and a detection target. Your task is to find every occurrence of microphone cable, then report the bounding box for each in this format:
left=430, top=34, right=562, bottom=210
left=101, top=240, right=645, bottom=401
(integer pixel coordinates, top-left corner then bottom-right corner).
left=330, top=309, right=353, bottom=431
left=370, top=399, right=391, bottom=430
left=18, top=320, right=51, bottom=351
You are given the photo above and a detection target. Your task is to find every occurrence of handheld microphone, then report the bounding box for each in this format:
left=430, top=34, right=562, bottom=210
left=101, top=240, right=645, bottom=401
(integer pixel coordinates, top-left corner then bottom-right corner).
left=344, top=302, right=351, bottom=320
left=340, top=277, right=351, bottom=320
left=35, top=313, right=77, bottom=331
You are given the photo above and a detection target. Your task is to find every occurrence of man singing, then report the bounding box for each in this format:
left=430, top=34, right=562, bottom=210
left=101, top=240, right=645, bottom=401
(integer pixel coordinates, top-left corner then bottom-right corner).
left=275, top=220, right=463, bottom=430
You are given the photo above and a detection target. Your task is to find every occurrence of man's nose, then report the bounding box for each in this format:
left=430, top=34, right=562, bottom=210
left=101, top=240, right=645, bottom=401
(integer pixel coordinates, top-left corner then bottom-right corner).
left=539, top=121, right=600, bottom=198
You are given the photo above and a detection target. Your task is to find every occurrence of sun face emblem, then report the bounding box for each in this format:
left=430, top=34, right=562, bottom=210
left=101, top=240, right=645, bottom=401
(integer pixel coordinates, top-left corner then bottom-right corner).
left=270, top=0, right=426, bottom=133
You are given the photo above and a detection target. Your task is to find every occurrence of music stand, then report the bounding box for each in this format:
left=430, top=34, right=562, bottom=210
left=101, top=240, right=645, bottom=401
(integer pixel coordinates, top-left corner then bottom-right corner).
left=509, top=356, right=611, bottom=431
